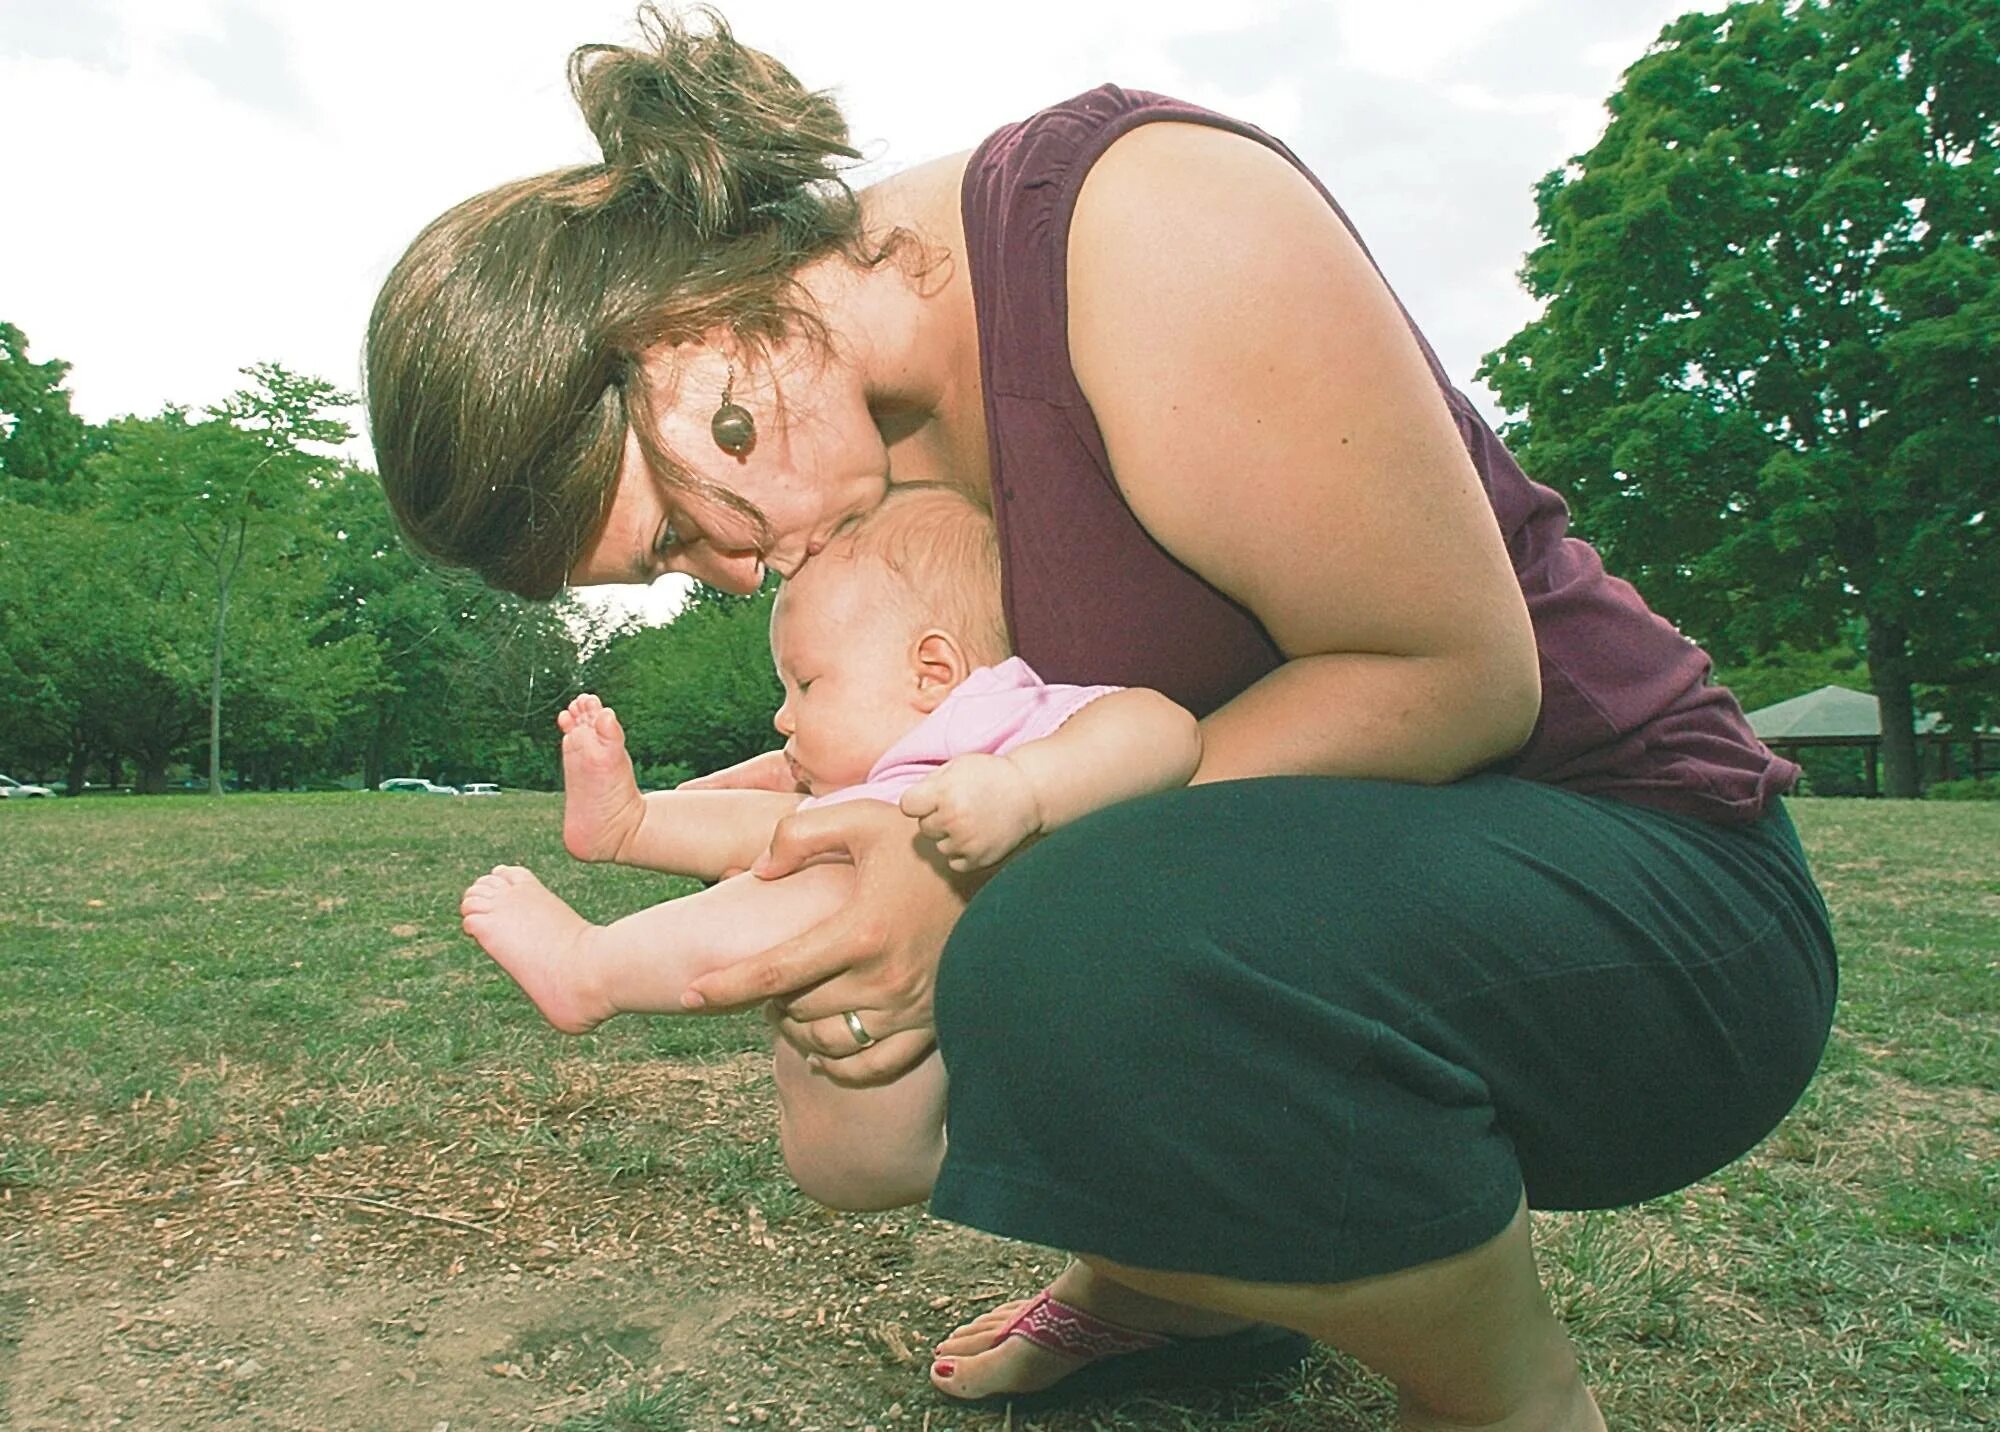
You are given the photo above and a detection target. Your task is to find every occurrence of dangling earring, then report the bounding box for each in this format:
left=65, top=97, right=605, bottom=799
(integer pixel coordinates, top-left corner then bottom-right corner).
left=711, top=365, right=756, bottom=457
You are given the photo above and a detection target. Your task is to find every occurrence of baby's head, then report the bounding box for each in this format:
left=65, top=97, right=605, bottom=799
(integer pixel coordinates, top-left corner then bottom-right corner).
left=769, top=485, right=1009, bottom=794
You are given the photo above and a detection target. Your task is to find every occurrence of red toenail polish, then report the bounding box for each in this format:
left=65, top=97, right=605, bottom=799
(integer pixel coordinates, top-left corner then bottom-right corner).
left=933, top=1359, right=955, bottom=1377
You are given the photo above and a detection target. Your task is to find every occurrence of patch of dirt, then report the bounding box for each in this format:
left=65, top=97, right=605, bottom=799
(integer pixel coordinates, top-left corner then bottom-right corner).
left=5, top=1255, right=746, bottom=1430
left=0, top=1055, right=1087, bottom=1431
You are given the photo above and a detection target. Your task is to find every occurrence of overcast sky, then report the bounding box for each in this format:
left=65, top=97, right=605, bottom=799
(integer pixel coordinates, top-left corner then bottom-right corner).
left=0, top=0, right=1701, bottom=622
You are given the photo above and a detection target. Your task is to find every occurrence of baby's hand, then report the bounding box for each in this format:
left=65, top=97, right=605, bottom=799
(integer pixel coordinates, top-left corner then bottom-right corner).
left=898, top=754, right=1042, bottom=872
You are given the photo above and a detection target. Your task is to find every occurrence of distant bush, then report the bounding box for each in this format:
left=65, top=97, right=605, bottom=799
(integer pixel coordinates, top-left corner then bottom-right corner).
left=635, top=761, right=695, bottom=791
left=1792, top=747, right=1872, bottom=798
left=1925, top=778, right=2000, bottom=801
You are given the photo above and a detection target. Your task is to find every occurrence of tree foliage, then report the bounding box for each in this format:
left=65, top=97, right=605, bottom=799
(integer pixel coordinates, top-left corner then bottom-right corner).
left=1480, top=0, right=2000, bottom=795
left=584, top=582, right=782, bottom=786
left=1712, top=638, right=1870, bottom=714
left=89, top=363, right=361, bottom=793
left=0, top=325, right=772, bottom=795
left=313, top=461, right=595, bottom=791
left=0, top=321, right=92, bottom=494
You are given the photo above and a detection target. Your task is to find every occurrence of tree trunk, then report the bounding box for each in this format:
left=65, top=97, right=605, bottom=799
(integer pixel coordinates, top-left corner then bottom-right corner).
left=209, top=573, right=231, bottom=796
left=365, top=708, right=389, bottom=791
left=1868, top=614, right=1922, bottom=798
left=138, top=756, right=170, bottom=796
left=208, top=518, right=248, bottom=798
left=66, top=747, right=90, bottom=796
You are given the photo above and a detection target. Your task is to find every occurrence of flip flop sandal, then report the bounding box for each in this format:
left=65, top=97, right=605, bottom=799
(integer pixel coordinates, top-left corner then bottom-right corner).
left=941, top=1290, right=1313, bottom=1414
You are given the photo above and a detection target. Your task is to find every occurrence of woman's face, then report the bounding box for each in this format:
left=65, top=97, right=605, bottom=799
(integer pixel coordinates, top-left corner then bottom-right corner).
left=568, top=344, right=889, bottom=596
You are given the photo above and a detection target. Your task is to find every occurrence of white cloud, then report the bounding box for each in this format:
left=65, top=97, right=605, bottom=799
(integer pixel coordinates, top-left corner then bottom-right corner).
left=1333, top=0, right=1544, bottom=83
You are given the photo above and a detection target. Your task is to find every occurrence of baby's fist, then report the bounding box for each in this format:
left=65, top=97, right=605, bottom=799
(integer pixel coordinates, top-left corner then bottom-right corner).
left=898, top=753, right=1041, bottom=871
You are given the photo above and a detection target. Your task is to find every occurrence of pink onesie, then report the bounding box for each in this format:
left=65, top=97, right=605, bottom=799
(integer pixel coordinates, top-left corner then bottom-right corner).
left=798, top=657, right=1120, bottom=811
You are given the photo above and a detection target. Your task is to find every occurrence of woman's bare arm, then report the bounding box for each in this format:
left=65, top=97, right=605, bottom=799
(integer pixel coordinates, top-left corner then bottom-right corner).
left=687, top=122, right=1542, bottom=1077
left=1068, top=121, right=1541, bottom=784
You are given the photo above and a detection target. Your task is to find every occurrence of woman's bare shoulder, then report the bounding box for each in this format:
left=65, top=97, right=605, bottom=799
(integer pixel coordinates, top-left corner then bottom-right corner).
left=1060, top=118, right=1523, bottom=676
left=1064, top=120, right=1388, bottom=432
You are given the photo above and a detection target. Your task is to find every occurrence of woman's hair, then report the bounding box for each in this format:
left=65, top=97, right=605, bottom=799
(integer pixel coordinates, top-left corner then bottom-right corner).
left=831, top=484, right=1011, bottom=667
left=366, top=5, right=898, bottom=598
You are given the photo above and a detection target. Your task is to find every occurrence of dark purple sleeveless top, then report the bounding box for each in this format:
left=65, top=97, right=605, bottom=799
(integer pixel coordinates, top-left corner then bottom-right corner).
left=961, top=85, right=1796, bottom=824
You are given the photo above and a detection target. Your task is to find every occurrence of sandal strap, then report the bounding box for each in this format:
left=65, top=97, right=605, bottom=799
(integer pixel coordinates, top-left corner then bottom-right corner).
left=999, top=1291, right=1173, bottom=1360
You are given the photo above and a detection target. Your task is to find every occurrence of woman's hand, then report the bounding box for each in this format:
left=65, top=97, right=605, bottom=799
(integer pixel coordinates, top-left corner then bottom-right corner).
left=676, top=749, right=801, bottom=793
left=683, top=800, right=981, bottom=1085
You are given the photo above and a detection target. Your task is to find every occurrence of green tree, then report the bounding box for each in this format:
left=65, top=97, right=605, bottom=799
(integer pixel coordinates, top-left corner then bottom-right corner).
left=1712, top=638, right=1870, bottom=715
left=315, top=463, right=590, bottom=789
left=584, top=582, right=781, bottom=785
left=94, top=365, right=357, bottom=794
left=0, top=496, right=212, bottom=792
left=0, top=321, right=92, bottom=496
left=1480, top=0, right=2000, bottom=797
left=0, top=503, right=115, bottom=785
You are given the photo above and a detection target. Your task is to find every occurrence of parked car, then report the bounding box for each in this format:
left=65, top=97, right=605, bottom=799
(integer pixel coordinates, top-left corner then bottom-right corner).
left=0, top=774, right=56, bottom=799
left=459, top=782, right=502, bottom=797
left=376, top=777, right=459, bottom=795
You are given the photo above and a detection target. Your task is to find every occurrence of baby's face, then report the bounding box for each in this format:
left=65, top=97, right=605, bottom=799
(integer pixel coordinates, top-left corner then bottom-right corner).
left=768, top=559, right=931, bottom=795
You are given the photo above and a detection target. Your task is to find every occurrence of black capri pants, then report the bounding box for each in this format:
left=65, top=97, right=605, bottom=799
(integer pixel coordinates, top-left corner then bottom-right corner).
left=930, top=775, right=1837, bottom=1284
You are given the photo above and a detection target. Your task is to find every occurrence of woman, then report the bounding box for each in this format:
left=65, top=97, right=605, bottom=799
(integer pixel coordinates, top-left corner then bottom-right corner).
left=367, top=11, right=1836, bottom=1428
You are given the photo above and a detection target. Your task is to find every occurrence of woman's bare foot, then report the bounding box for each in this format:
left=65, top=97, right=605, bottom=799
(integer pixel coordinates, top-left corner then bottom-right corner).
left=460, top=865, right=609, bottom=1034
left=929, top=1261, right=1249, bottom=1403
left=559, top=694, right=645, bottom=863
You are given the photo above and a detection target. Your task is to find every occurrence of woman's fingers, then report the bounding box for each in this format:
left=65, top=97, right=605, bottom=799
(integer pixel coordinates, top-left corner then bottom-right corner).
left=762, top=1000, right=932, bottom=1082
left=764, top=794, right=958, bottom=886
left=752, top=798, right=906, bottom=877
left=681, top=915, right=860, bottom=1010
left=675, top=749, right=798, bottom=792
left=688, top=799, right=968, bottom=1029
left=782, top=1008, right=893, bottom=1059
left=804, top=1028, right=937, bottom=1086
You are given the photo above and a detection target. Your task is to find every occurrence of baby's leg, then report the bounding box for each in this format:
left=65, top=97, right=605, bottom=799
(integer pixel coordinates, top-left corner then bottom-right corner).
left=773, top=1038, right=947, bottom=1211
left=462, top=860, right=948, bottom=1208
left=559, top=694, right=645, bottom=863
left=461, top=862, right=858, bottom=1035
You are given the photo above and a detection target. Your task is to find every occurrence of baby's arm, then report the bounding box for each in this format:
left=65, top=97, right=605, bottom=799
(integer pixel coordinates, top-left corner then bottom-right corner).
left=899, top=688, right=1201, bottom=871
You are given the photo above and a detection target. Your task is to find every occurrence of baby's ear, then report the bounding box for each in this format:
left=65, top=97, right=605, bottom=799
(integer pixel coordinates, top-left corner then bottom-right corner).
left=912, top=630, right=969, bottom=713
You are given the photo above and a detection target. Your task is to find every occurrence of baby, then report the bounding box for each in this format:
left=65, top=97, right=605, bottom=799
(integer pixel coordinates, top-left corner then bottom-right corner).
left=460, top=484, right=1201, bottom=1210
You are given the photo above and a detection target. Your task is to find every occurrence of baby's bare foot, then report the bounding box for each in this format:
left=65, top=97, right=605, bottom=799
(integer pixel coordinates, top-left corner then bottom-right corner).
left=559, top=694, right=644, bottom=863
left=460, top=864, right=608, bottom=1034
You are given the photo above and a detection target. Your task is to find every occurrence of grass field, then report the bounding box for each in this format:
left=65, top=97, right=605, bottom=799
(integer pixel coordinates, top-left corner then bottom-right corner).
left=0, top=793, right=1994, bottom=1430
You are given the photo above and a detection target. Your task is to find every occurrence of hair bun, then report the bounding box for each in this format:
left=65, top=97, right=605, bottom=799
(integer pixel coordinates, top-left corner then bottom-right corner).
left=570, top=5, right=860, bottom=240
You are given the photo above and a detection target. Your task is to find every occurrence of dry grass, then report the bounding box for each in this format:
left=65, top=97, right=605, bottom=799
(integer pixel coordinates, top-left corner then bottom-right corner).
left=0, top=793, right=1994, bottom=1429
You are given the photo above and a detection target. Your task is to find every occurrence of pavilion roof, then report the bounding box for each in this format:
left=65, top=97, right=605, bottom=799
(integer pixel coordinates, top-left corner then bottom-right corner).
left=1745, top=684, right=1944, bottom=740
